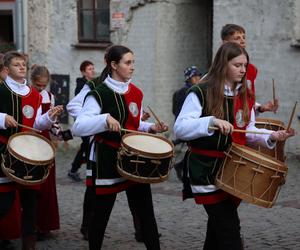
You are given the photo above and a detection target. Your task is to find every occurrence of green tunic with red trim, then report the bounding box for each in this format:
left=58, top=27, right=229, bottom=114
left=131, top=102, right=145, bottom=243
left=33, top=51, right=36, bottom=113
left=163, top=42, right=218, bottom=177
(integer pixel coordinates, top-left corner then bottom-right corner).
left=87, top=82, right=143, bottom=195
left=0, top=81, right=42, bottom=191
left=183, top=83, right=253, bottom=205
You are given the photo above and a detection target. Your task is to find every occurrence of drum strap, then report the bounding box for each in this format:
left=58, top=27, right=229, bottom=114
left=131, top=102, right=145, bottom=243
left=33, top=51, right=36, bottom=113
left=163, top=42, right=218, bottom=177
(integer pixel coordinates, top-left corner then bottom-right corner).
left=188, top=146, right=225, bottom=158
left=94, top=135, right=120, bottom=149
left=0, top=135, right=8, bottom=145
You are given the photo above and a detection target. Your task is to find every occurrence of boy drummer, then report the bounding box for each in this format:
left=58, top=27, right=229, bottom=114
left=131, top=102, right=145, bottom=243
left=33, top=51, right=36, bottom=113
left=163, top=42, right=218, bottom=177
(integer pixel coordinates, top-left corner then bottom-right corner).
left=221, top=24, right=279, bottom=114
left=0, top=51, right=63, bottom=249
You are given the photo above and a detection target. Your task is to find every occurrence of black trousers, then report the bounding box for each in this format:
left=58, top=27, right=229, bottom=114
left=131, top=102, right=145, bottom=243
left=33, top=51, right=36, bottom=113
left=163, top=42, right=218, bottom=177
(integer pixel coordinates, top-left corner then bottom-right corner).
left=88, top=184, right=160, bottom=250
left=203, top=199, right=242, bottom=250
left=71, top=136, right=89, bottom=173
left=0, top=189, right=37, bottom=237
left=20, top=189, right=37, bottom=237
left=0, top=191, right=15, bottom=219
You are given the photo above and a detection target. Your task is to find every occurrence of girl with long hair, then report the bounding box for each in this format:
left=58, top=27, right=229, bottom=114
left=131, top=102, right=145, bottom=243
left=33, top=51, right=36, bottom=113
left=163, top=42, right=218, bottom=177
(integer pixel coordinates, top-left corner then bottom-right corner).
left=174, top=42, right=294, bottom=249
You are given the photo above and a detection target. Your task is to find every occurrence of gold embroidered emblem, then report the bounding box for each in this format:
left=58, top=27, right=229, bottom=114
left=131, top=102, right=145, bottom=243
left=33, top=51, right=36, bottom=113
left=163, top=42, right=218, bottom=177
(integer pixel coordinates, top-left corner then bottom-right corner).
left=22, top=105, right=34, bottom=119
left=129, top=102, right=139, bottom=117
left=235, top=109, right=245, bottom=128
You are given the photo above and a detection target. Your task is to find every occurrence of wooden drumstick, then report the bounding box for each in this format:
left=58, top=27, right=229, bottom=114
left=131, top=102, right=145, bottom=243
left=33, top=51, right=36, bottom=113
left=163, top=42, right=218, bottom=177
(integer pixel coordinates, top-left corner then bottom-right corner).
left=17, top=123, right=42, bottom=133
left=208, top=126, right=272, bottom=135
left=147, top=105, right=163, bottom=127
left=272, top=79, right=275, bottom=104
left=272, top=79, right=276, bottom=113
left=286, top=101, right=297, bottom=131
left=121, top=128, right=152, bottom=136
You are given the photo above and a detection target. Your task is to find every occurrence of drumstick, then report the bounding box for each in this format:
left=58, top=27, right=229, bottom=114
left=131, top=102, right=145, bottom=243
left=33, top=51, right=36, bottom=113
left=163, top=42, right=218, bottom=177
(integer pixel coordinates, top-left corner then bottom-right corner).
left=272, top=79, right=276, bottom=113
left=17, top=123, right=42, bottom=133
left=208, top=126, right=272, bottom=135
left=286, top=101, right=297, bottom=131
left=147, top=106, right=163, bottom=127
left=121, top=128, right=153, bottom=136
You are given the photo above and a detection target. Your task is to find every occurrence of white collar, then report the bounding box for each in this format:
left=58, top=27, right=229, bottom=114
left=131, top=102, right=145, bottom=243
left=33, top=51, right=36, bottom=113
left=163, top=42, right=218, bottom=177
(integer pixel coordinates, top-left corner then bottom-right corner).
left=5, top=76, right=30, bottom=96
left=224, top=83, right=242, bottom=96
left=104, top=75, right=131, bottom=94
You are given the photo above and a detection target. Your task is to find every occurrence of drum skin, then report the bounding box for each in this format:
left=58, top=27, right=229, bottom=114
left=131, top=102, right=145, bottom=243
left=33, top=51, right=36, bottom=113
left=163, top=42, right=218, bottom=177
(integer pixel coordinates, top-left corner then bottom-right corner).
left=216, top=143, right=288, bottom=208
left=117, top=133, right=174, bottom=183
left=250, top=118, right=286, bottom=162
left=1, top=132, right=55, bottom=185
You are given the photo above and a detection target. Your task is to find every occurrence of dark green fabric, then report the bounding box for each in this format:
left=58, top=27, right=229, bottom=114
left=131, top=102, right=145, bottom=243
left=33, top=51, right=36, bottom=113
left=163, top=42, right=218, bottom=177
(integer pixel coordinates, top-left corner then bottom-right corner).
left=88, top=83, right=129, bottom=179
left=0, top=82, right=21, bottom=153
left=187, top=83, right=234, bottom=186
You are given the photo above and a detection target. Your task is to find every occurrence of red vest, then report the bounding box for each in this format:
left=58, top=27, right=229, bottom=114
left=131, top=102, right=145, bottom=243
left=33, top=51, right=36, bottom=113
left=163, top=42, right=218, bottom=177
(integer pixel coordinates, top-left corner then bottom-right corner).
left=232, top=90, right=254, bottom=145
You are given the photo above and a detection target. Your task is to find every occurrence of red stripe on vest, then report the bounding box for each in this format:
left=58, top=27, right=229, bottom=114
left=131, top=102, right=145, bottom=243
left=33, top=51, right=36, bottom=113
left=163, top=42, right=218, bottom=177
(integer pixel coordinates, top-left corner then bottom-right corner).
left=0, top=135, right=8, bottom=144
left=86, top=178, right=93, bottom=186
left=95, top=181, right=136, bottom=195
left=0, top=183, right=16, bottom=192
left=188, top=146, right=225, bottom=158
left=21, top=86, right=41, bottom=131
left=194, top=190, right=229, bottom=205
left=94, top=135, right=120, bottom=149
left=123, top=83, right=143, bottom=131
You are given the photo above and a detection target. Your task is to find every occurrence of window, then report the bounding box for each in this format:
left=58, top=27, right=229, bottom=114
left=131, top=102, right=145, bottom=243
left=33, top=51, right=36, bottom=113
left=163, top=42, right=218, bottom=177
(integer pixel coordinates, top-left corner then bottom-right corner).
left=78, top=0, right=110, bottom=43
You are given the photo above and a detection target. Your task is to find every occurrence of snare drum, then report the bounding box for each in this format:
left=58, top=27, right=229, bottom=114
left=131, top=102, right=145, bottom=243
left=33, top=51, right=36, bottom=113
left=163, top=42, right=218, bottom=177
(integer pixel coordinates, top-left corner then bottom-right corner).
left=216, top=143, right=287, bottom=208
left=251, top=118, right=286, bottom=161
left=1, top=132, right=55, bottom=185
left=117, top=133, right=174, bottom=183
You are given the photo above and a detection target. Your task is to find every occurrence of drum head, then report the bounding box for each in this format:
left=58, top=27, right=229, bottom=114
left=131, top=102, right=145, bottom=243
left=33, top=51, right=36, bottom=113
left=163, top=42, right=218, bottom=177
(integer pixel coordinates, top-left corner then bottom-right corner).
left=122, top=133, right=173, bottom=157
left=232, top=143, right=287, bottom=172
left=8, top=132, right=55, bottom=164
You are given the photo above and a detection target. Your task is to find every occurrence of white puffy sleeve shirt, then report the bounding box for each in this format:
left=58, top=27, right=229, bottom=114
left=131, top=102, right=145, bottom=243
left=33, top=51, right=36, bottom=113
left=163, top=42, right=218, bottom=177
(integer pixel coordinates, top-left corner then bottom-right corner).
left=174, top=87, right=275, bottom=149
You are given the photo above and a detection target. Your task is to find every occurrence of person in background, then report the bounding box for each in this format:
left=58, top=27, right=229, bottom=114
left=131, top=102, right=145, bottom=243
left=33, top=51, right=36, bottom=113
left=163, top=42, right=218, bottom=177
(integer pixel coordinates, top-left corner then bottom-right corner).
left=172, top=66, right=203, bottom=119
left=0, top=53, right=8, bottom=81
left=68, top=60, right=95, bottom=182
left=31, top=65, right=60, bottom=240
left=221, top=23, right=279, bottom=114
left=172, top=66, right=203, bottom=180
left=174, top=42, right=294, bottom=250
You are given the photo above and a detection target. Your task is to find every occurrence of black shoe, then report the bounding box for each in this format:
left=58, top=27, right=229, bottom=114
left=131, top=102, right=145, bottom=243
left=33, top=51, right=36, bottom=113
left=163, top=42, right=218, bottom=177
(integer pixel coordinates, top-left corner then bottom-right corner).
left=0, top=240, right=15, bottom=250
left=80, top=227, right=88, bottom=241
left=68, top=170, right=82, bottom=182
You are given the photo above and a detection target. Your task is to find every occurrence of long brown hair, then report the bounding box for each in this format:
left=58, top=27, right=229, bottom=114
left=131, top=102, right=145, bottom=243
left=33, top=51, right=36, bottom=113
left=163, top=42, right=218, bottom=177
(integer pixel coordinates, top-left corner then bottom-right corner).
left=201, top=42, right=251, bottom=123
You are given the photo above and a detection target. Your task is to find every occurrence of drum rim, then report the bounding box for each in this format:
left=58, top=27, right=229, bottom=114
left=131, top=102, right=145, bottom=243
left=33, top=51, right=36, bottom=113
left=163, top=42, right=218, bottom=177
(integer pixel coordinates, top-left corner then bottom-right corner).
left=116, top=163, right=169, bottom=184
left=1, top=160, right=51, bottom=185
left=231, top=143, right=288, bottom=172
left=7, top=132, right=55, bottom=165
left=255, top=118, right=285, bottom=128
left=121, top=132, right=174, bottom=158
left=215, top=179, right=278, bottom=208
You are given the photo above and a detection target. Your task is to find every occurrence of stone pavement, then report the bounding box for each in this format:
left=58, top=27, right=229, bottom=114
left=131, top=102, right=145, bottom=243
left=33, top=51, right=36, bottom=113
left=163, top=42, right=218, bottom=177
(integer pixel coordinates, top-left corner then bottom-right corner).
left=10, top=143, right=300, bottom=250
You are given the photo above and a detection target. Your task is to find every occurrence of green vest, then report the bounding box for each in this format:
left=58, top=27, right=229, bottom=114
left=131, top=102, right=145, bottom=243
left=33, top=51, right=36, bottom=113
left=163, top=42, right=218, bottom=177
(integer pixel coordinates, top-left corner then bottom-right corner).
left=88, top=83, right=130, bottom=179
left=187, top=83, right=234, bottom=185
left=0, top=83, right=22, bottom=153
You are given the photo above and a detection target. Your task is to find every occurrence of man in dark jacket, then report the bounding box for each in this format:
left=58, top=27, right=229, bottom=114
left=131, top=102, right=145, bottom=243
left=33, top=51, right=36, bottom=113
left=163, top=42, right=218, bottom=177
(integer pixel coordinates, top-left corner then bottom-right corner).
left=68, top=60, right=95, bottom=182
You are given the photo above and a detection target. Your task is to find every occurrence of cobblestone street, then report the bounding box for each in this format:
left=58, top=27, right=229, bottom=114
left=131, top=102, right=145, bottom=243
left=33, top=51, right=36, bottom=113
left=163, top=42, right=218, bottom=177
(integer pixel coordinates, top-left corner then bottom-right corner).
left=11, top=144, right=300, bottom=250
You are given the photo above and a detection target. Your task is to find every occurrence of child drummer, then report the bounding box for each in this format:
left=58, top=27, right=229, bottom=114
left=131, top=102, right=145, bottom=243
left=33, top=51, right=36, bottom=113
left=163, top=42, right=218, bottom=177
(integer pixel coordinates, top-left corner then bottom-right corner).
left=72, top=45, right=168, bottom=249
left=0, top=51, right=63, bottom=249
left=173, top=42, right=294, bottom=250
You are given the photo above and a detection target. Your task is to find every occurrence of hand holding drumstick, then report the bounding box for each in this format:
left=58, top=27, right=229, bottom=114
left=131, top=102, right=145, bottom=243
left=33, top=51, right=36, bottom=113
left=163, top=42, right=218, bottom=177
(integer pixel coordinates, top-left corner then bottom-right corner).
left=147, top=106, right=168, bottom=133
left=48, top=105, right=64, bottom=120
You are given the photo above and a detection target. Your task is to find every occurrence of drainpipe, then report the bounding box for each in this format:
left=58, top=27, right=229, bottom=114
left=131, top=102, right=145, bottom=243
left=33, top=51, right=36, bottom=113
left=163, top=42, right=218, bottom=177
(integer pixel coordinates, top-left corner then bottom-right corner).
left=15, top=0, right=27, bottom=52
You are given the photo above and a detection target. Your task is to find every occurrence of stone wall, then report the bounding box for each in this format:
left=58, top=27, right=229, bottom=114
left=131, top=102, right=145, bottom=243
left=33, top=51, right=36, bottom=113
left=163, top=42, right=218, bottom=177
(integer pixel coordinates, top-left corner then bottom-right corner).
left=213, top=0, right=300, bottom=152
left=25, top=0, right=300, bottom=152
